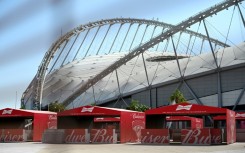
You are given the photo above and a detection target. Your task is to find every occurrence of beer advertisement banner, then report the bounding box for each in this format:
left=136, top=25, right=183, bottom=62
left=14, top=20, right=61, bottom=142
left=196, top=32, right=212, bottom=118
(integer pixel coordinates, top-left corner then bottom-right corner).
left=235, top=112, right=245, bottom=120
left=145, top=103, right=227, bottom=115
left=191, top=118, right=203, bottom=129
left=119, top=112, right=145, bottom=143
left=181, top=129, right=211, bottom=145
left=210, top=128, right=222, bottom=144
left=65, top=129, right=89, bottom=143
left=47, top=114, right=57, bottom=129
left=0, top=129, right=24, bottom=142
left=90, top=129, right=117, bottom=143
left=226, top=110, right=236, bottom=144
left=141, top=129, right=169, bottom=144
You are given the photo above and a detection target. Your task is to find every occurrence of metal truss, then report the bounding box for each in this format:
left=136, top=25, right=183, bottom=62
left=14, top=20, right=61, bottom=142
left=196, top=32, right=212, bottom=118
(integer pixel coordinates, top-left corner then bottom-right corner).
left=22, top=0, right=243, bottom=109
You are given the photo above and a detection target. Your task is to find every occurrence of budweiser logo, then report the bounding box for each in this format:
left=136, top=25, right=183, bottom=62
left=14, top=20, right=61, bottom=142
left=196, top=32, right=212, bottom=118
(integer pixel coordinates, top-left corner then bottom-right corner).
left=211, top=129, right=222, bottom=144
left=182, top=129, right=211, bottom=145
left=65, top=129, right=89, bottom=143
left=133, top=114, right=144, bottom=119
left=81, top=107, right=94, bottom=113
left=49, top=115, right=57, bottom=120
left=0, top=130, right=24, bottom=142
left=211, top=135, right=221, bottom=144
left=142, top=134, right=169, bottom=144
left=1, top=134, right=23, bottom=142
left=48, top=121, right=57, bottom=129
left=132, top=120, right=145, bottom=142
left=2, top=109, right=13, bottom=115
left=236, top=113, right=245, bottom=117
left=91, top=129, right=117, bottom=143
left=176, top=105, right=192, bottom=111
left=141, top=129, right=169, bottom=144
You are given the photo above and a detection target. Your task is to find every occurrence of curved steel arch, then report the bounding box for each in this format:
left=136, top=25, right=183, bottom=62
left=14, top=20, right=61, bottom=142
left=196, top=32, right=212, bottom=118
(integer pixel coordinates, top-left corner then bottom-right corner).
left=61, top=0, right=243, bottom=107
left=38, top=18, right=229, bottom=82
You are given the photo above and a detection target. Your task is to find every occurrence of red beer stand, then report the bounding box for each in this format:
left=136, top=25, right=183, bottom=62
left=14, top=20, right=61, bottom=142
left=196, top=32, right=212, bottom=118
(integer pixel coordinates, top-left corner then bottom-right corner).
left=0, top=108, right=57, bottom=142
left=42, top=106, right=145, bottom=143
left=142, top=102, right=236, bottom=145
left=213, top=112, right=245, bottom=142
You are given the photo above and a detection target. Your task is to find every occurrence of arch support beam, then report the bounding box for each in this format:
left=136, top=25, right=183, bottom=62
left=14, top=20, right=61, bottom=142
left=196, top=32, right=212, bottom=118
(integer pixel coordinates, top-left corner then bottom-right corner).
left=232, top=84, right=245, bottom=110
left=183, top=81, right=204, bottom=105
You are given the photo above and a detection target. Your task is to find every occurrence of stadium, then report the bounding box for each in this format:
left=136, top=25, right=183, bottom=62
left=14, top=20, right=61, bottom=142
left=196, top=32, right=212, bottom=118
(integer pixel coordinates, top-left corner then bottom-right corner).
left=22, top=0, right=245, bottom=112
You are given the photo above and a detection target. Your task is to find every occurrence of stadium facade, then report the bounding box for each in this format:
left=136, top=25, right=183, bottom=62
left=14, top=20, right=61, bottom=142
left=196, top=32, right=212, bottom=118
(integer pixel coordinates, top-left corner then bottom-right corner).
left=22, top=0, right=245, bottom=111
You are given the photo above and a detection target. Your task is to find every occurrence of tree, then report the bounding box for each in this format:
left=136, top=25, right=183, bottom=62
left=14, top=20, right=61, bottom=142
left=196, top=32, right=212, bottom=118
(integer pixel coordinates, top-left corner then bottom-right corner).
left=20, top=104, right=26, bottom=110
left=48, top=101, right=66, bottom=112
left=90, top=102, right=96, bottom=106
left=126, top=99, right=150, bottom=112
left=169, top=89, right=186, bottom=104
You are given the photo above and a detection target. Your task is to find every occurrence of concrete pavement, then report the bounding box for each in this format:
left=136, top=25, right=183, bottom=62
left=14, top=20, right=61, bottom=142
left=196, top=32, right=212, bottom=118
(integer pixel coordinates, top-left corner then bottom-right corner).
left=0, top=142, right=244, bottom=153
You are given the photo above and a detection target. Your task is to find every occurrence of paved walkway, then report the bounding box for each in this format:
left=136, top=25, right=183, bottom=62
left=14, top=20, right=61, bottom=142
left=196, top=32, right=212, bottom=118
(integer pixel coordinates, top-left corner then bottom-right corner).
left=0, top=142, right=244, bottom=153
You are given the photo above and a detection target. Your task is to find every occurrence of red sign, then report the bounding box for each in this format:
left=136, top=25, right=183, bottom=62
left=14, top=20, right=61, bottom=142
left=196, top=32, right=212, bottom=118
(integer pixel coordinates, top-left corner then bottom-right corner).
left=90, top=129, right=117, bottom=143
left=176, top=105, right=192, bottom=111
left=0, top=129, right=24, bottom=142
left=2, top=109, right=13, bottom=115
left=181, top=129, right=211, bottom=145
left=47, top=114, right=57, bottom=129
left=141, top=129, right=169, bottom=144
left=210, top=129, right=222, bottom=144
left=81, top=107, right=94, bottom=113
left=65, top=129, right=89, bottom=143
left=145, top=102, right=227, bottom=115
left=191, top=118, right=203, bottom=129
left=58, top=106, right=125, bottom=116
left=226, top=110, right=236, bottom=144
left=132, top=119, right=145, bottom=142
left=236, top=112, right=245, bottom=119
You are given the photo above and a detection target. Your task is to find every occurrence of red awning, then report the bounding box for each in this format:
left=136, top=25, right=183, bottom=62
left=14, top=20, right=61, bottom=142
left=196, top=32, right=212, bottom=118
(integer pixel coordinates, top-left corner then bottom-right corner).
left=94, top=117, right=120, bottom=122
left=213, top=112, right=245, bottom=120
left=145, top=102, right=228, bottom=115
left=166, top=116, right=196, bottom=121
left=58, top=105, right=138, bottom=116
left=0, top=108, right=56, bottom=117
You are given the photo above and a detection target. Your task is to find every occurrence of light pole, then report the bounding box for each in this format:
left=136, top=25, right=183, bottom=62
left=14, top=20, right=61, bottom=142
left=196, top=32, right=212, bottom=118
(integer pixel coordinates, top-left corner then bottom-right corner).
left=15, top=91, right=17, bottom=109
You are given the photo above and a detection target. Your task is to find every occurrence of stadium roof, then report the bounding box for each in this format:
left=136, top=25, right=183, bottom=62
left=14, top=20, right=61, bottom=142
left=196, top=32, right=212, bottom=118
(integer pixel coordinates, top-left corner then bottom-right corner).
left=42, top=42, right=245, bottom=108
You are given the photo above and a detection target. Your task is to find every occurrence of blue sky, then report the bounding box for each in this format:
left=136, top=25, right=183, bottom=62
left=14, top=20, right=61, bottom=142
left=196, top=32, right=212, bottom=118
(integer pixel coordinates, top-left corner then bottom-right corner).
left=0, top=0, right=235, bottom=109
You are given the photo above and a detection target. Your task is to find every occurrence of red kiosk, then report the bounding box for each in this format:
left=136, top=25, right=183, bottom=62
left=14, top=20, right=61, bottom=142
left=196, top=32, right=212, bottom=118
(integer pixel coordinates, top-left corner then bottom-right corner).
left=0, top=108, right=57, bottom=142
left=141, top=102, right=236, bottom=145
left=213, top=112, right=245, bottom=142
left=42, top=106, right=145, bottom=144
